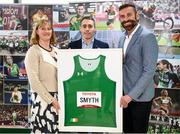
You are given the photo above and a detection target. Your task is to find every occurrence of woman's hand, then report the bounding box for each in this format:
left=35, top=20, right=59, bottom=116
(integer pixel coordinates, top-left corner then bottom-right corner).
left=52, top=98, right=60, bottom=113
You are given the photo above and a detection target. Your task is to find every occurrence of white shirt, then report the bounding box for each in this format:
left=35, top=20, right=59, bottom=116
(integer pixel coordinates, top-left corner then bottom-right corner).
left=40, top=46, right=58, bottom=68
left=123, top=24, right=140, bottom=55
left=10, top=91, right=22, bottom=103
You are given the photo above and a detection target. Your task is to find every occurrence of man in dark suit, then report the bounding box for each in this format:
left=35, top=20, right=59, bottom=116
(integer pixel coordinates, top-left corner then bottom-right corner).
left=68, top=16, right=108, bottom=134
left=68, top=16, right=109, bottom=49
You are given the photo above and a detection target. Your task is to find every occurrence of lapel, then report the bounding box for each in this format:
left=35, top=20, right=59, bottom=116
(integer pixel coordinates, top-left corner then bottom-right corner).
left=93, top=38, right=98, bottom=48
left=125, top=26, right=143, bottom=57
left=77, top=39, right=82, bottom=49
left=119, top=34, right=126, bottom=48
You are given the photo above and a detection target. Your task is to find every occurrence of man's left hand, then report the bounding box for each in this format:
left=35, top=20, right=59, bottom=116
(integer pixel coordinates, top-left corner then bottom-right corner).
left=120, top=95, right=132, bottom=108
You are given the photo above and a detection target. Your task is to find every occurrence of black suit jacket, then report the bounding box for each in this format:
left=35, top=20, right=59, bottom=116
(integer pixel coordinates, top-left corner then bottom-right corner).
left=68, top=38, right=109, bottom=49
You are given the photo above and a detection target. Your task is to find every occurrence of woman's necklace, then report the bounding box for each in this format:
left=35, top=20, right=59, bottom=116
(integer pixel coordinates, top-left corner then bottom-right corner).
left=50, top=49, right=57, bottom=62
left=38, top=44, right=52, bottom=52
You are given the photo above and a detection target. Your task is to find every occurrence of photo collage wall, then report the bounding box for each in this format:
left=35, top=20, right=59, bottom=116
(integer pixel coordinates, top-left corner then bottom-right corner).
left=0, top=0, right=179, bottom=132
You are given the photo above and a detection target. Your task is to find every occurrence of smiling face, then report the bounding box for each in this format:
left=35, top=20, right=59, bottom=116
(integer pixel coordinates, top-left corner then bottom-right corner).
left=36, top=21, right=52, bottom=42
left=119, top=6, right=139, bottom=34
left=80, top=19, right=96, bottom=41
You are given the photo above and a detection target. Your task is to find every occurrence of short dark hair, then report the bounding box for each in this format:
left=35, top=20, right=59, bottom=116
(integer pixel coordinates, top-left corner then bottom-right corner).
left=77, top=3, right=85, bottom=8
left=80, top=16, right=95, bottom=27
left=160, top=59, right=169, bottom=66
left=119, top=3, right=136, bottom=12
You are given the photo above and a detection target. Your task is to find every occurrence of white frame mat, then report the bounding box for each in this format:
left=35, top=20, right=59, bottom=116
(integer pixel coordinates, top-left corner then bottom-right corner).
left=58, top=49, right=123, bottom=132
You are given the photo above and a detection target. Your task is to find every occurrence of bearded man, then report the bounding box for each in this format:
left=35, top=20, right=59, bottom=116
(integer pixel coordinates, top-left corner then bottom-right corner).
left=118, top=3, right=158, bottom=133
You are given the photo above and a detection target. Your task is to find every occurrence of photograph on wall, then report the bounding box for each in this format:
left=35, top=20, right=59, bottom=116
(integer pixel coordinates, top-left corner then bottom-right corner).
left=0, top=105, right=28, bottom=128
left=0, top=1, right=178, bottom=132
left=69, top=2, right=96, bottom=31
left=3, top=55, right=27, bottom=80
left=0, top=56, right=3, bottom=80
left=0, top=31, right=29, bottom=55
left=156, top=29, right=180, bottom=59
left=58, top=49, right=123, bottom=132
left=148, top=88, right=180, bottom=133
left=55, top=31, right=70, bottom=49
left=2, top=5, right=28, bottom=30
left=156, top=30, right=180, bottom=47
left=134, top=0, right=180, bottom=30
left=69, top=31, right=81, bottom=42
left=171, top=31, right=180, bottom=47
left=53, top=5, right=69, bottom=31
left=95, top=1, right=122, bottom=30
left=0, top=80, right=3, bottom=104
left=154, top=58, right=180, bottom=89
left=95, top=30, right=121, bottom=48
left=28, top=5, right=52, bottom=30
left=0, top=6, right=3, bottom=30
left=3, top=81, right=29, bottom=104
left=0, top=56, right=3, bottom=104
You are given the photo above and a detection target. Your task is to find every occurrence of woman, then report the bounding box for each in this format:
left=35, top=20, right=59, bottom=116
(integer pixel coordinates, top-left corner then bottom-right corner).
left=10, top=85, right=22, bottom=103
left=153, top=89, right=173, bottom=116
left=4, top=55, right=19, bottom=78
left=157, top=60, right=179, bottom=88
left=25, top=19, right=60, bottom=133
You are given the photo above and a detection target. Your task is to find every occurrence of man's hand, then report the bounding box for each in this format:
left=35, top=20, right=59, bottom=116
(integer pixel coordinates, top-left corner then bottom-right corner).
left=120, top=95, right=132, bottom=108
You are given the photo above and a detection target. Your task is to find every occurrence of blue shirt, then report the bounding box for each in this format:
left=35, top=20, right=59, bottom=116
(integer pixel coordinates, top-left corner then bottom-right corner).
left=82, top=38, right=94, bottom=49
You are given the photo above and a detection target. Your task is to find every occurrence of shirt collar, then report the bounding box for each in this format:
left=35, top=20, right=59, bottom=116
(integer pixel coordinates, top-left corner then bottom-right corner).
left=82, top=38, right=94, bottom=49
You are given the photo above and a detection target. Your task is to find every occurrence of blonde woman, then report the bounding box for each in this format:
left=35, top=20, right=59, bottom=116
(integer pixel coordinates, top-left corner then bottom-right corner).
left=25, top=19, right=60, bottom=133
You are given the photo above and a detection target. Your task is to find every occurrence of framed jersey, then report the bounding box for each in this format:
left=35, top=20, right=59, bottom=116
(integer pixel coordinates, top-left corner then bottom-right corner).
left=58, top=49, right=123, bottom=132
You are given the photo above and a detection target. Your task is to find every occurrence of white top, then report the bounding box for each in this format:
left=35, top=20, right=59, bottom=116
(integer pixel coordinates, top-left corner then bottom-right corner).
left=123, top=24, right=140, bottom=55
left=10, top=91, right=22, bottom=103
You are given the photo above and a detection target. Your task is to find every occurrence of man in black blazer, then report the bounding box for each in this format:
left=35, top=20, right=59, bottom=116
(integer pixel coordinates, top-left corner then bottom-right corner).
left=68, top=16, right=109, bottom=49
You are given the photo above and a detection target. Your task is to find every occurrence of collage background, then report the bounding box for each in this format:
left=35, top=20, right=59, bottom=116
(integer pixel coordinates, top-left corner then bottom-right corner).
left=0, top=0, right=179, bottom=132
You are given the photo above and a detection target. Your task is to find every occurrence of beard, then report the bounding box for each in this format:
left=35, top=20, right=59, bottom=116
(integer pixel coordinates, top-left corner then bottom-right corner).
left=121, top=19, right=138, bottom=31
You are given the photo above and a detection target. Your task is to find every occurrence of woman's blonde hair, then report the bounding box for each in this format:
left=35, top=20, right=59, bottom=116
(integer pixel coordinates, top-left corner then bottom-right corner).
left=30, top=19, right=57, bottom=45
